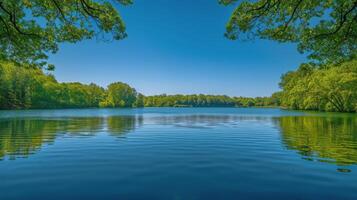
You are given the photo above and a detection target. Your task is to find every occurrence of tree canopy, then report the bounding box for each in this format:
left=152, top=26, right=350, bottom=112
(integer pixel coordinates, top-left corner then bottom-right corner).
left=221, top=0, right=357, bottom=64
left=0, top=0, right=132, bottom=69
left=99, top=82, right=138, bottom=108
left=3, top=1, right=355, bottom=67
left=279, top=60, right=357, bottom=112
left=0, top=61, right=143, bottom=109
left=143, top=94, right=280, bottom=108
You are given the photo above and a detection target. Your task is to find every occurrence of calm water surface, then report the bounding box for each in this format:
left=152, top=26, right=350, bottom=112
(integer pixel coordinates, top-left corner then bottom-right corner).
left=0, top=108, right=356, bottom=200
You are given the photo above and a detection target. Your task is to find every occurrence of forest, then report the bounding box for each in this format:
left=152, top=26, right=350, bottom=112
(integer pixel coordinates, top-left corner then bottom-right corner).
left=0, top=61, right=280, bottom=109
left=2, top=58, right=356, bottom=112
left=279, top=60, right=357, bottom=113
left=0, top=61, right=141, bottom=109
left=143, top=94, right=280, bottom=108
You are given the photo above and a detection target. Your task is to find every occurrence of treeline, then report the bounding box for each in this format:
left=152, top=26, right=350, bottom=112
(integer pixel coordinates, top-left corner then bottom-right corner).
left=143, top=94, right=280, bottom=108
left=0, top=62, right=143, bottom=109
left=2, top=60, right=356, bottom=112
left=279, top=60, right=357, bottom=113
left=0, top=61, right=279, bottom=110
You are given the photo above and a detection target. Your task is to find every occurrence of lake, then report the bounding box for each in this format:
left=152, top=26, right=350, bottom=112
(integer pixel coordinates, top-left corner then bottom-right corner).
left=0, top=108, right=356, bottom=200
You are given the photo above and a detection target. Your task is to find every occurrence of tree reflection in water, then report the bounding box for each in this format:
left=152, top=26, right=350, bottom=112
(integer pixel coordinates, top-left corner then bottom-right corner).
left=0, top=116, right=141, bottom=159
left=275, top=115, right=357, bottom=166
left=1, top=114, right=357, bottom=170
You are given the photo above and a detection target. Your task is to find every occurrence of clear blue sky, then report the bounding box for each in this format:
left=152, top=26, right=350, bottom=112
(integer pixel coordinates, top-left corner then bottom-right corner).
left=49, top=0, right=306, bottom=97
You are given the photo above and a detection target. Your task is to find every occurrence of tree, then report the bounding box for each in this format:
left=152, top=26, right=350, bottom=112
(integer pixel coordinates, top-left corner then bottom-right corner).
left=87, top=83, right=105, bottom=107
left=133, top=93, right=144, bottom=107
left=0, top=0, right=132, bottom=68
left=279, top=60, right=357, bottom=112
left=221, top=0, right=357, bottom=64
left=1, top=61, right=144, bottom=109
left=100, top=82, right=137, bottom=108
left=1, top=61, right=287, bottom=110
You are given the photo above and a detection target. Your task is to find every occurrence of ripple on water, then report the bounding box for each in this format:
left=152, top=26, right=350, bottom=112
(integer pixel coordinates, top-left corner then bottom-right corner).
left=0, top=108, right=357, bottom=199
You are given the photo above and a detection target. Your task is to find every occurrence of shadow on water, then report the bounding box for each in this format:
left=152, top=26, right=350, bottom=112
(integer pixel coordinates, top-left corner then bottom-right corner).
left=274, top=115, right=357, bottom=169
left=0, top=116, right=141, bottom=160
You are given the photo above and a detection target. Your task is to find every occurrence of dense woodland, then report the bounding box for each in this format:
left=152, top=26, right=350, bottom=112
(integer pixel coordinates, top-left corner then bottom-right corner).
left=1, top=60, right=356, bottom=112
left=0, top=61, right=281, bottom=109
left=144, top=94, right=280, bottom=108
left=279, top=60, right=357, bottom=112
left=0, top=62, right=142, bottom=109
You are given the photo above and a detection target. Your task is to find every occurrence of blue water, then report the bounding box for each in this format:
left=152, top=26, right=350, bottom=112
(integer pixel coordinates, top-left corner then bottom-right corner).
left=0, top=108, right=356, bottom=199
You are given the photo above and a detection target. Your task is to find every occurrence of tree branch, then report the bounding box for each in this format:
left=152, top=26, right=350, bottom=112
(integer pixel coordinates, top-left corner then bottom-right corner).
left=0, top=2, right=39, bottom=37
left=314, top=0, right=357, bottom=39
left=50, top=0, right=69, bottom=22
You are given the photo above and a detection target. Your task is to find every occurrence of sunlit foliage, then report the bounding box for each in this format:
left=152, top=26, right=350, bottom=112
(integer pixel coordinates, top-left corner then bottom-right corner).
left=0, top=61, right=142, bottom=109
left=143, top=94, right=280, bottom=108
left=0, top=0, right=132, bottom=68
left=279, top=60, right=357, bottom=112
left=221, top=0, right=357, bottom=64
left=99, top=82, right=138, bottom=108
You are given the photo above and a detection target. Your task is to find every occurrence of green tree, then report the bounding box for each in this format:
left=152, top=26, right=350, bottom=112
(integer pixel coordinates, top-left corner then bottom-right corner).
left=133, top=93, right=144, bottom=107
left=0, top=61, right=146, bottom=109
left=279, top=60, right=357, bottom=112
left=1, top=61, right=285, bottom=110
left=87, top=83, right=105, bottom=107
left=0, top=61, right=35, bottom=109
left=221, top=0, right=357, bottom=64
left=0, top=0, right=132, bottom=68
left=100, top=82, right=137, bottom=108
left=142, top=94, right=273, bottom=108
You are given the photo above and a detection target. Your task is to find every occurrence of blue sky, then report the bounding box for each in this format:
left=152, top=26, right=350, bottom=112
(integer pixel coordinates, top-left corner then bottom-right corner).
left=49, top=0, right=306, bottom=97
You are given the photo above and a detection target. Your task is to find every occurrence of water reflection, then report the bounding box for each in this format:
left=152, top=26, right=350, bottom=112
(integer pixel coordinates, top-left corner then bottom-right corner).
left=275, top=116, right=357, bottom=166
left=0, top=116, right=140, bottom=159
left=2, top=113, right=357, bottom=169
left=107, top=116, right=143, bottom=136
left=146, top=115, right=272, bottom=128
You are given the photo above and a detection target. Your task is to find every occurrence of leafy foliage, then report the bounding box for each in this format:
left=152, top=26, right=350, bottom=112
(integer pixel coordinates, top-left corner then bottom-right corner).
left=0, top=61, right=281, bottom=109
left=279, top=60, right=357, bottom=112
left=221, top=0, right=357, bottom=64
left=99, top=82, right=138, bottom=108
left=143, top=94, right=280, bottom=108
left=0, top=0, right=132, bottom=68
left=0, top=61, right=142, bottom=109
